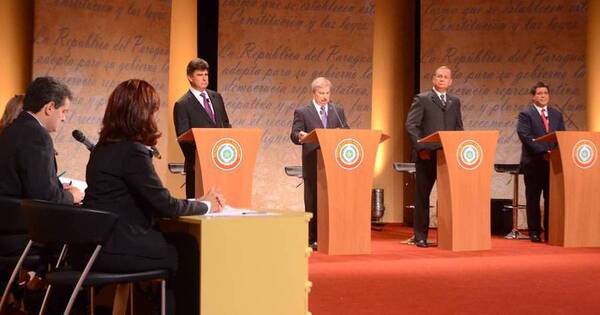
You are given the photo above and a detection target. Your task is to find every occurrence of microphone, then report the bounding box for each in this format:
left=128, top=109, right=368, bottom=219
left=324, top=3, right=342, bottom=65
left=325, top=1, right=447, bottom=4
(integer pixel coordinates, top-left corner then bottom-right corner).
left=72, top=130, right=95, bottom=151
left=150, top=146, right=162, bottom=159
left=329, top=103, right=348, bottom=129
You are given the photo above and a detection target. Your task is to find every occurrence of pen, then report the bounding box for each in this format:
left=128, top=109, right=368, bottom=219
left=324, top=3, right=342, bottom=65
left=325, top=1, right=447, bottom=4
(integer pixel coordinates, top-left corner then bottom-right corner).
left=58, top=171, right=66, bottom=178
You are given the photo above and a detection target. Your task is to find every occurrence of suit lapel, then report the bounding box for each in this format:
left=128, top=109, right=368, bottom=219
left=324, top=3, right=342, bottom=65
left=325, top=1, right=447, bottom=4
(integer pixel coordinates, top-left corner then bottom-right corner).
left=307, top=103, right=324, bottom=128
left=327, top=104, right=339, bottom=128
left=207, top=90, right=221, bottom=127
left=529, top=105, right=546, bottom=134
left=429, top=90, right=445, bottom=110
left=188, top=90, right=215, bottom=126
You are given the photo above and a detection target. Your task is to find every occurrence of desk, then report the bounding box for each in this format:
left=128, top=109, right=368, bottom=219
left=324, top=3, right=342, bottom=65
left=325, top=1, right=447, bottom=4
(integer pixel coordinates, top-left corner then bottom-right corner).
left=160, top=212, right=311, bottom=315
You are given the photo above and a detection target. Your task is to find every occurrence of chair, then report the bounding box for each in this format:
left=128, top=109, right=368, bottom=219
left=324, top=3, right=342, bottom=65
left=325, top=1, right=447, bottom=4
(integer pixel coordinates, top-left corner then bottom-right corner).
left=0, top=196, right=42, bottom=312
left=20, top=200, right=169, bottom=315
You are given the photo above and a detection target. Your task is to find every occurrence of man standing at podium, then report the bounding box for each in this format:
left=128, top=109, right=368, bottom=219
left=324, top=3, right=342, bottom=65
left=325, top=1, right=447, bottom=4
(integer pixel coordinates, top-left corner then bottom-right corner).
left=517, top=82, right=565, bottom=243
left=290, top=77, right=349, bottom=249
left=406, top=66, right=464, bottom=248
left=174, top=58, right=232, bottom=198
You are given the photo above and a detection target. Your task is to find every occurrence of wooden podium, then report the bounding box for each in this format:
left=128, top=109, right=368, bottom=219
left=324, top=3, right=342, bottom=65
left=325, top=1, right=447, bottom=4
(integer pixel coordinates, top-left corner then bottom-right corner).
left=178, top=128, right=262, bottom=207
left=419, top=130, right=499, bottom=251
left=536, top=131, right=600, bottom=247
left=303, top=129, right=389, bottom=255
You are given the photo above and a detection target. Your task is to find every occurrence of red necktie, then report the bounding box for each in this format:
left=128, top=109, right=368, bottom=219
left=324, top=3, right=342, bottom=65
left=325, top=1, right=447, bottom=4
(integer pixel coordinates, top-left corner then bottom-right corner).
left=540, top=108, right=549, bottom=132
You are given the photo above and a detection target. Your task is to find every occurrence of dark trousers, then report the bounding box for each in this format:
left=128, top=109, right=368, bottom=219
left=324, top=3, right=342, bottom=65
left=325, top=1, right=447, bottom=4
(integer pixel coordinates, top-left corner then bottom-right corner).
left=414, top=152, right=437, bottom=242
left=304, top=177, right=317, bottom=244
left=185, top=160, right=195, bottom=199
left=523, top=161, right=550, bottom=240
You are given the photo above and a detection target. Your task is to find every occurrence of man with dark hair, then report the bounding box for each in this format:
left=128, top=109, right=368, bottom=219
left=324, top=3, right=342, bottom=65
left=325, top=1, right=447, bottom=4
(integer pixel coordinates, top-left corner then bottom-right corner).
left=0, top=76, right=83, bottom=204
left=517, top=81, right=565, bottom=243
left=290, top=77, right=349, bottom=249
left=174, top=58, right=231, bottom=198
left=406, top=66, right=464, bottom=248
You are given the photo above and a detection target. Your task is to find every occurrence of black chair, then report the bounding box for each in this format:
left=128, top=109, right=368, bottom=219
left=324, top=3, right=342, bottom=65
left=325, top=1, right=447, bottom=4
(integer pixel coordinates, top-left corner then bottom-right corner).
left=0, top=196, right=42, bottom=312
left=20, top=200, right=169, bottom=315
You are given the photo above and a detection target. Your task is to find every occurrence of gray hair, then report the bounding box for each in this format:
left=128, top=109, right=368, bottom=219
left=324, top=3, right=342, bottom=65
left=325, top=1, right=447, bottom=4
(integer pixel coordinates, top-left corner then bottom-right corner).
left=311, top=77, right=332, bottom=92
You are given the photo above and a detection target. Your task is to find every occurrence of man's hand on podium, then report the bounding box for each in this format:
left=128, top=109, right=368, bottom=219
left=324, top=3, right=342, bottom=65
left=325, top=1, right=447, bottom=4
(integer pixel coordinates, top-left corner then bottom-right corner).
left=418, top=150, right=431, bottom=160
left=202, top=187, right=225, bottom=213
left=298, top=131, right=308, bottom=143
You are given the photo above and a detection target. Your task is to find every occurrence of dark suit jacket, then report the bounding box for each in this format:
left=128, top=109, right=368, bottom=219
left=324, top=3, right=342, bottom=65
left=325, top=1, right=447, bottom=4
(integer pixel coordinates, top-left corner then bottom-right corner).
left=0, top=112, right=73, bottom=204
left=173, top=89, right=231, bottom=195
left=405, top=89, right=464, bottom=159
left=517, top=104, right=566, bottom=165
left=83, top=140, right=208, bottom=259
left=173, top=89, right=231, bottom=153
left=290, top=102, right=349, bottom=180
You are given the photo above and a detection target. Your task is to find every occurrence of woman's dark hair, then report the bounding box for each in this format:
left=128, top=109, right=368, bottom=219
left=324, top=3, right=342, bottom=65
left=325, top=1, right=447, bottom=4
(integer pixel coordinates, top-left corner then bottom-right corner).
left=98, top=79, right=161, bottom=146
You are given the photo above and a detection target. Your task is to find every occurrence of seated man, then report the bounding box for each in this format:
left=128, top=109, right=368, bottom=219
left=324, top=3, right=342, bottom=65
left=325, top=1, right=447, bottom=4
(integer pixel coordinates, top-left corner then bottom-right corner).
left=0, top=76, right=83, bottom=204
left=0, top=77, right=83, bottom=304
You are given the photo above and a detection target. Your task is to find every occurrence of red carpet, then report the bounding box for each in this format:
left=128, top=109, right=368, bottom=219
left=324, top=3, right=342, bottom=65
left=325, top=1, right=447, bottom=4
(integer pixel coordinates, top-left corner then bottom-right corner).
left=309, top=225, right=600, bottom=314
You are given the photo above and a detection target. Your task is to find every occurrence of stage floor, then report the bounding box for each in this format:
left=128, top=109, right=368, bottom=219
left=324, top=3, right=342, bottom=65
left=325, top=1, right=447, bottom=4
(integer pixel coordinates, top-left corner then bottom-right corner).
left=309, top=224, right=600, bottom=315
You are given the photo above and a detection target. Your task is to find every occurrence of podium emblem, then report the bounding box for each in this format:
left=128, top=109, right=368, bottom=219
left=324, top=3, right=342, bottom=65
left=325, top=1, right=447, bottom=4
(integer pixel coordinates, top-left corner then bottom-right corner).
left=211, top=138, right=243, bottom=171
left=456, top=140, right=483, bottom=170
left=335, top=138, right=364, bottom=170
left=572, top=140, right=597, bottom=169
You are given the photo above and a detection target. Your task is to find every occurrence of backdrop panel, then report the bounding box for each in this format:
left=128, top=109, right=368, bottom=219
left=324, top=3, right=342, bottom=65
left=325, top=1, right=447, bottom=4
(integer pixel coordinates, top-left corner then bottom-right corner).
left=32, top=0, right=172, bottom=180
left=420, top=0, right=586, bottom=226
left=219, top=0, right=375, bottom=211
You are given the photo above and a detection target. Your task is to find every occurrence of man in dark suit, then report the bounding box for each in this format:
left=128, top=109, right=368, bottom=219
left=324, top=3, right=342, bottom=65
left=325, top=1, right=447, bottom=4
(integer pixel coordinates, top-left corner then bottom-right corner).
left=0, top=76, right=83, bottom=204
left=174, top=58, right=231, bottom=198
left=290, top=77, right=349, bottom=248
left=517, top=81, right=565, bottom=243
left=405, top=66, right=464, bottom=248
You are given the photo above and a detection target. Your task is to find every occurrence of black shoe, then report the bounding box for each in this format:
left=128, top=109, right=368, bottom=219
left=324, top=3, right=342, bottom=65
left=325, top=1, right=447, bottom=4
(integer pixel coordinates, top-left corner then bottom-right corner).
left=310, top=242, right=318, bottom=251
left=530, top=234, right=541, bottom=243
left=415, top=240, right=428, bottom=248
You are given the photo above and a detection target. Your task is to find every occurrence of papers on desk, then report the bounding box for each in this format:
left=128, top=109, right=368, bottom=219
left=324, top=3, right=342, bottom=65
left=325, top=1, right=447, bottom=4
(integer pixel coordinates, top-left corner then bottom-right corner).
left=59, top=177, right=87, bottom=192
left=205, top=205, right=277, bottom=217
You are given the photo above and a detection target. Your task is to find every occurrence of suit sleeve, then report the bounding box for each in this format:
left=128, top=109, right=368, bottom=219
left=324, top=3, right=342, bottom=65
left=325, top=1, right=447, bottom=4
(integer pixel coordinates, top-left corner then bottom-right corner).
left=339, top=107, right=350, bottom=129
left=173, top=101, right=190, bottom=137
left=217, top=93, right=232, bottom=128
left=455, top=98, right=464, bottom=131
left=123, top=144, right=207, bottom=218
left=18, top=131, right=73, bottom=204
left=517, top=111, right=550, bottom=155
left=405, top=95, right=426, bottom=151
left=290, top=109, right=305, bottom=145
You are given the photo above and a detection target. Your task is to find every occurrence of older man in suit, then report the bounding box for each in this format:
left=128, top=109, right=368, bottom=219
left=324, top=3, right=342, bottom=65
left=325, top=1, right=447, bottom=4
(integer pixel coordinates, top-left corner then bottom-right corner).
left=290, top=77, right=349, bottom=248
left=174, top=58, right=231, bottom=198
left=406, top=66, right=464, bottom=248
left=517, top=81, right=565, bottom=243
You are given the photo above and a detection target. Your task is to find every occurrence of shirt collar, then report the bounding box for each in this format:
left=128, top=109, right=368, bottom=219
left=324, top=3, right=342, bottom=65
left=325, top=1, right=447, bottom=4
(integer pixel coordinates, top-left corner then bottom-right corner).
left=432, top=87, right=446, bottom=99
left=189, top=87, right=207, bottom=98
left=312, top=100, right=327, bottom=113
left=26, top=111, right=45, bottom=128
left=533, top=104, right=548, bottom=115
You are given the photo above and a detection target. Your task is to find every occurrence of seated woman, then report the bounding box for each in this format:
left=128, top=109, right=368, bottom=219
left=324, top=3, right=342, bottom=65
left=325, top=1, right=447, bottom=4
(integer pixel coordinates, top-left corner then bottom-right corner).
left=82, top=79, right=223, bottom=314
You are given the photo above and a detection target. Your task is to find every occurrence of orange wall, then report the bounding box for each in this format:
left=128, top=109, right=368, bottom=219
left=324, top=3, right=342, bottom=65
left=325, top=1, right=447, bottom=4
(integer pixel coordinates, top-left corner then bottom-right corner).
left=165, top=0, right=198, bottom=196
left=0, top=0, right=32, bottom=113
left=371, top=0, right=416, bottom=222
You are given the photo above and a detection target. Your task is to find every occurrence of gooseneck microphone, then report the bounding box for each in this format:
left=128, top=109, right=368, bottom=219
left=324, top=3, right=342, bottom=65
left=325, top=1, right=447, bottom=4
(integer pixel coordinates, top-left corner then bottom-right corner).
left=72, top=130, right=95, bottom=151
left=329, top=103, right=348, bottom=129
left=150, top=146, right=162, bottom=159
